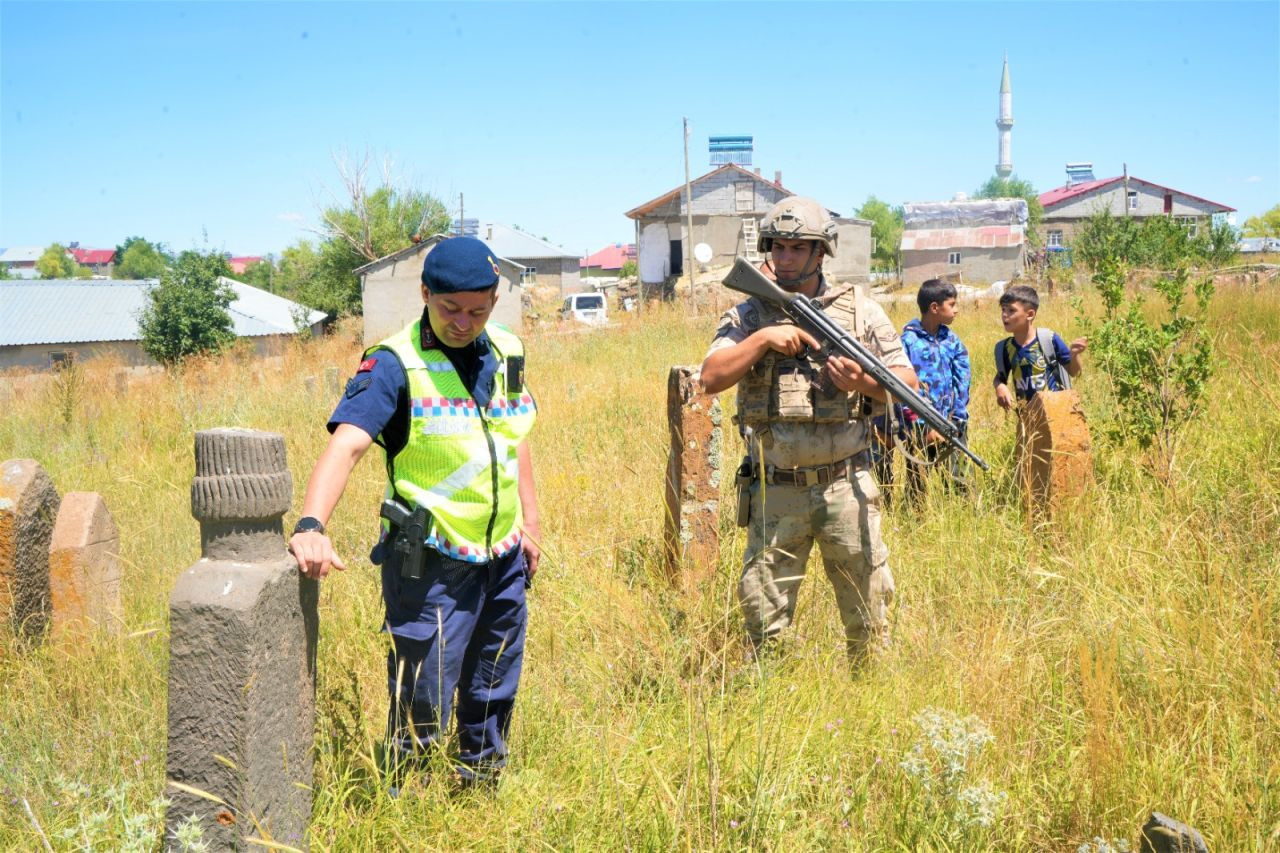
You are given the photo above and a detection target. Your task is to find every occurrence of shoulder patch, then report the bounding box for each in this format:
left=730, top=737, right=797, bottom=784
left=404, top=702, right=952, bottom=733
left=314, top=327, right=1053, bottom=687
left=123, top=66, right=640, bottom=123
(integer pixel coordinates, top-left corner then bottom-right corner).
left=358, top=357, right=377, bottom=373
left=345, top=375, right=372, bottom=398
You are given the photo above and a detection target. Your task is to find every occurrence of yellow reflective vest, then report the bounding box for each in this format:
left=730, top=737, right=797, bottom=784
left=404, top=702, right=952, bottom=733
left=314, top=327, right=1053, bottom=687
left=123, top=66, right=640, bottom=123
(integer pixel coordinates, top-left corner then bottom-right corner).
left=369, top=320, right=536, bottom=563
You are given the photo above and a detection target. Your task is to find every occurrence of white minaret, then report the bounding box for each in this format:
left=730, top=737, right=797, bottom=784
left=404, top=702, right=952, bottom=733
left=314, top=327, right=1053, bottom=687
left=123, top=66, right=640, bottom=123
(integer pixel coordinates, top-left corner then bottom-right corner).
left=996, top=54, right=1014, bottom=178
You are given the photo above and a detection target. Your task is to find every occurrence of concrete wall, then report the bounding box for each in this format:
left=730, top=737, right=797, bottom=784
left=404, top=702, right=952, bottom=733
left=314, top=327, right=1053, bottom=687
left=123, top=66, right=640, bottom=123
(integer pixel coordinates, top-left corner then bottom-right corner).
left=511, top=256, right=581, bottom=295
left=0, top=335, right=307, bottom=373
left=361, top=248, right=524, bottom=346
left=901, top=245, right=1024, bottom=286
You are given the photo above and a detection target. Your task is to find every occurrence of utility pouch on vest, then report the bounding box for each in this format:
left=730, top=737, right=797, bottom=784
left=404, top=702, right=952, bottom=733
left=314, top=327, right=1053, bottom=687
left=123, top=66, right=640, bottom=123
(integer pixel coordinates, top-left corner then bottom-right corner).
left=380, top=500, right=429, bottom=581
left=735, top=456, right=754, bottom=528
left=774, top=360, right=816, bottom=419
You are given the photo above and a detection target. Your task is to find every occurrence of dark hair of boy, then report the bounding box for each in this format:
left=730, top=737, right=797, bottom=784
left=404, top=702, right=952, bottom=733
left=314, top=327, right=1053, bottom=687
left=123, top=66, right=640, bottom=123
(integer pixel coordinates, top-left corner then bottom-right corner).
left=916, top=278, right=957, bottom=314
left=999, top=284, right=1040, bottom=311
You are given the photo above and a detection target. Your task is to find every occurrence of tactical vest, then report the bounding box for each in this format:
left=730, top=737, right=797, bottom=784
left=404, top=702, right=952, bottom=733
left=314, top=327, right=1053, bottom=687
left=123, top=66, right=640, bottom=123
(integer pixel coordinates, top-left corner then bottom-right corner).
left=736, top=284, right=872, bottom=443
left=369, top=320, right=536, bottom=564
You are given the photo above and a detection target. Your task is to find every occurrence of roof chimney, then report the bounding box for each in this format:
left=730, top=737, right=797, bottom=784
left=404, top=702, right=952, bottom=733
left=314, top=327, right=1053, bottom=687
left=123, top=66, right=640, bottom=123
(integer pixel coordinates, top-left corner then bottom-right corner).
left=774, top=170, right=782, bottom=185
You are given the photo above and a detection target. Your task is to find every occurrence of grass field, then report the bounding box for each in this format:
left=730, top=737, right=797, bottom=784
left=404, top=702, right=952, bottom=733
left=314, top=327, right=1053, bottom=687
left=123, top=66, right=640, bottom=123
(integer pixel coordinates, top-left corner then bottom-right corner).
left=1, top=278, right=1277, bottom=851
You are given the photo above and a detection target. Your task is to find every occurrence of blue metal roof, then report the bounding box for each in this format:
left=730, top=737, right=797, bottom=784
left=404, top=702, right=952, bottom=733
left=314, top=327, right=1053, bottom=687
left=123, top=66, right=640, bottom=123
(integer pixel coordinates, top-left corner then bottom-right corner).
left=0, top=279, right=326, bottom=347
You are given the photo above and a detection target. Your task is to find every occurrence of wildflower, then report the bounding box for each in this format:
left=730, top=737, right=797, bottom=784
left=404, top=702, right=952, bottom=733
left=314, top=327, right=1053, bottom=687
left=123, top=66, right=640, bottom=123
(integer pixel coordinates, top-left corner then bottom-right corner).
left=730, top=819, right=739, bottom=829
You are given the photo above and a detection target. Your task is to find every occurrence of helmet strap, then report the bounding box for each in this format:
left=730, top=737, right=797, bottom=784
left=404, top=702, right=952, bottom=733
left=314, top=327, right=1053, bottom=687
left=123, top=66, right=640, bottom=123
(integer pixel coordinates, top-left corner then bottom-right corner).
left=767, top=243, right=824, bottom=289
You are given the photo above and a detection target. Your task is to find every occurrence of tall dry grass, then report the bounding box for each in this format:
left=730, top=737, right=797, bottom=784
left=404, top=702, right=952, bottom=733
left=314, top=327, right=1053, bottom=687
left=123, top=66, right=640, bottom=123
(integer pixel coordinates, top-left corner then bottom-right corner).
left=1, top=282, right=1277, bottom=850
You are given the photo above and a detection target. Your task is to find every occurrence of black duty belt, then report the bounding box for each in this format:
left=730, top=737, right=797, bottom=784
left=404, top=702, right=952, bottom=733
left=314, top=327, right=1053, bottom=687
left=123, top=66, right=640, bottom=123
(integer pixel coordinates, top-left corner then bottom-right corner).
left=763, top=451, right=869, bottom=486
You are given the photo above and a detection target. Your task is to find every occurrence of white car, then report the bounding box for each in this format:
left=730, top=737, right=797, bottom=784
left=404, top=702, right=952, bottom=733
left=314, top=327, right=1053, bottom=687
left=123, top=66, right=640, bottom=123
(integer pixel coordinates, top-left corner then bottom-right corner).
left=559, top=292, right=608, bottom=326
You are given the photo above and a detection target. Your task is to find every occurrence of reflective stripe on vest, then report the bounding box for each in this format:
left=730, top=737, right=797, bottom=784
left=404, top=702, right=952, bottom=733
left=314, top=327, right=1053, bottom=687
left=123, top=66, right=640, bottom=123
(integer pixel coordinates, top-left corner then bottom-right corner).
left=372, top=321, right=536, bottom=563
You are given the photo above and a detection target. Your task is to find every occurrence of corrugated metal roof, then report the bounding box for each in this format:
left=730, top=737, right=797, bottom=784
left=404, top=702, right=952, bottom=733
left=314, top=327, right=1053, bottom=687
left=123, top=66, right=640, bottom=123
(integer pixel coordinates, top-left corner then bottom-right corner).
left=476, top=223, right=577, bottom=260
left=1039, top=176, right=1235, bottom=212
left=0, top=246, right=43, bottom=264
left=0, top=279, right=326, bottom=347
left=900, top=226, right=1025, bottom=251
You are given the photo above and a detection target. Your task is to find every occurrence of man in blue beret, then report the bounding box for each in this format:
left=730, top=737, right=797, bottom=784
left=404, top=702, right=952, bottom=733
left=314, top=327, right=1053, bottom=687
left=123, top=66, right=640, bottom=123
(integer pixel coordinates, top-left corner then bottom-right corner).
left=289, top=236, right=541, bottom=791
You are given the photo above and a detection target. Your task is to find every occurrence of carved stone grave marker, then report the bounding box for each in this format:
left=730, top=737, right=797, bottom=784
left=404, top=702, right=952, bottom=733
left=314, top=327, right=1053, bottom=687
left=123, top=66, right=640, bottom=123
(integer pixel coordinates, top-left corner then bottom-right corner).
left=166, top=428, right=318, bottom=849
left=663, top=367, right=722, bottom=589
left=49, top=491, right=123, bottom=637
left=1016, top=389, right=1094, bottom=523
left=0, top=458, right=59, bottom=643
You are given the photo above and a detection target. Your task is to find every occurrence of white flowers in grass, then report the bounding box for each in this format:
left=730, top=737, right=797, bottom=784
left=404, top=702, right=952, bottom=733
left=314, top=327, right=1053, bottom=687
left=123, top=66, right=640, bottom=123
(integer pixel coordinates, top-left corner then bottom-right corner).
left=900, top=707, right=1007, bottom=832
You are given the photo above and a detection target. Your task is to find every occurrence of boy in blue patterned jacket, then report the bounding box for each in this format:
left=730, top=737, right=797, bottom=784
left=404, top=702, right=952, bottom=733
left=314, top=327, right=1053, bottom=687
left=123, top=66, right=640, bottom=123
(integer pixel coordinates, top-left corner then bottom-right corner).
left=872, top=279, right=971, bottom=499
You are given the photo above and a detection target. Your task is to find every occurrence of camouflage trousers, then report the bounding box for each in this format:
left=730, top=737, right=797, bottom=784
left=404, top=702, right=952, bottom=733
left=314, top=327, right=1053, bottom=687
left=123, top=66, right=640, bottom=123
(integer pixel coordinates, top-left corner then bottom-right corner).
left=738, top=467, right=894, bottom=659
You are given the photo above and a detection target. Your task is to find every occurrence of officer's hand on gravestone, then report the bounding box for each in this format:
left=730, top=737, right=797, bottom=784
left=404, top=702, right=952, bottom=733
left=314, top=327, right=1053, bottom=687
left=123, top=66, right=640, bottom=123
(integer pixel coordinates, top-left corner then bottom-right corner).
left=288, top=531, right=347, bottom=581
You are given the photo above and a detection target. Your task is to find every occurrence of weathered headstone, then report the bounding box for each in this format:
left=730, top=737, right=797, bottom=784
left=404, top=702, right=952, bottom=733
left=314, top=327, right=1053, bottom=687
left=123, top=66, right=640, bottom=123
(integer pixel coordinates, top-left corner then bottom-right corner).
left=1139, top=812, right=1208, bottom=853
left=323, top=366, right=340, bottom=396
left=1016, top=389, right=1094, bottom=523
left=48, top=491, right=123, bottom=637
left=663, top=367, right=722, bottom=589
left=0, top=459, right=60, bottom=643
left=166, top=428, right=318, bottom=850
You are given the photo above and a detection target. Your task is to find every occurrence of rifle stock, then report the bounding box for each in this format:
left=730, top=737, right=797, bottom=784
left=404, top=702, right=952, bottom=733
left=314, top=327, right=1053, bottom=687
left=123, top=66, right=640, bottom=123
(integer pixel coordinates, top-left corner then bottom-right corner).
left=721, top=258, right=989, bottom=472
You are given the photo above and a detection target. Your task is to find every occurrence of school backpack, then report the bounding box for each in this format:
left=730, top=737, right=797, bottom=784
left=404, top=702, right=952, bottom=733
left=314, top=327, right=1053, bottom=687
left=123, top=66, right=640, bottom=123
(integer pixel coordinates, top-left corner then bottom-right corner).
left=994, top=328, right=1071, bottom=391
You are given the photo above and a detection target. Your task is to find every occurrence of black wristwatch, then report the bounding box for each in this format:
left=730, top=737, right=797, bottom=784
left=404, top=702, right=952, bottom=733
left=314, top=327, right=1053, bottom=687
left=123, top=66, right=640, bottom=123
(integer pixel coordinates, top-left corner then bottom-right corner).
left=292, top=516, right=326, bottom=536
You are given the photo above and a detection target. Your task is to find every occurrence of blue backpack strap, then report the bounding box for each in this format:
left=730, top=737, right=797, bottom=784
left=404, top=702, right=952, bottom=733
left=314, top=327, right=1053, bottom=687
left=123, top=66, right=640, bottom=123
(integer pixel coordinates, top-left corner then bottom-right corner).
left=1037, top=327, right=1071, bottom=390
left=994, top=337, right=1011, bottom=381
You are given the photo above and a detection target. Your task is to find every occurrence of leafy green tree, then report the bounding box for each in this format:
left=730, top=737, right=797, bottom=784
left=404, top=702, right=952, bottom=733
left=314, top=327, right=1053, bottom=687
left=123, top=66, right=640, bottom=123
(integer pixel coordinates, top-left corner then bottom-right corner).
left=114, top=238, right=169, bottom=279
left=1241, top=203, right=1280, bottom=238
left=36, top=244, right=77, bottom=278
left=973, top=174, right=1043, bottom=246
left=235, top=259, right=276, bottom=292
left=1075, top=209, right=1236, bottom=271
left=137, top=251, right=236, bottom=366
left=855, top=195, right=904, bottom=272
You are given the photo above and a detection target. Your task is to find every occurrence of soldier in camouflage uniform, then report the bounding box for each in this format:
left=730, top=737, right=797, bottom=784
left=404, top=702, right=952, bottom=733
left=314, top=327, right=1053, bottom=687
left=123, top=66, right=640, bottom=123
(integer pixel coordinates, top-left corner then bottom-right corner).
left=700, top=197, right=918, bottom=662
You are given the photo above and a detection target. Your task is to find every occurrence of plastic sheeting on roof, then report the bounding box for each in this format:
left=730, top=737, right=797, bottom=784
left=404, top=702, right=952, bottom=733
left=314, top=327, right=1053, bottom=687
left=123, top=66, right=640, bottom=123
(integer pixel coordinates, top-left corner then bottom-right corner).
left=903, top=199, right=1028, bottom=229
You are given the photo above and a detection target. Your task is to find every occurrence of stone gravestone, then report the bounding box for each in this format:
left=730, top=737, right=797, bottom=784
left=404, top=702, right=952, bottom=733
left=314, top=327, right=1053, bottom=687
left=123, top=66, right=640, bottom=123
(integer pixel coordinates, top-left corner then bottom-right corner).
left=166, top=429, right=318, bottom=850
left=1016, top=390, right=1093, bottom=524
left=49, top=491, right=123, bottom=637
left=1139, top=812, right=1208, bottom=853
left=662, top=367, right=722, bottom=589
left=0, top=458, right=60, bottom=643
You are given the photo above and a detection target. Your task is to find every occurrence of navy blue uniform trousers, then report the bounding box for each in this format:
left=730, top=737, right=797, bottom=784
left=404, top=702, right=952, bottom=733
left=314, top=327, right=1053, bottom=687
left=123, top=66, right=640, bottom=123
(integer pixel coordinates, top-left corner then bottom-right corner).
left=380, top=543, right=527, bottom=779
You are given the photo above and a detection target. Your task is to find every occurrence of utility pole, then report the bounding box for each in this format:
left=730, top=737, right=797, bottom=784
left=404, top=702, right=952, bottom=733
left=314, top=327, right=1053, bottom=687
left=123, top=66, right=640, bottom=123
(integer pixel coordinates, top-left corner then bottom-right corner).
left=683, top=117, right=696, bottom=310
left=1122, top=164, right=1129, bottom=219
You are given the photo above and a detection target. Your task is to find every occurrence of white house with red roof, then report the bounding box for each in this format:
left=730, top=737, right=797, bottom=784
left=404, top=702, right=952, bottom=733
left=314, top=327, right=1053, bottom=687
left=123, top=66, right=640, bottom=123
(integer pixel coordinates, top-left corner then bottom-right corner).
left=69, top=247, right=115, bottom=276
left=581, top=243, right=636, bottom=277
left=1039, top=165, right=1235, bottom=248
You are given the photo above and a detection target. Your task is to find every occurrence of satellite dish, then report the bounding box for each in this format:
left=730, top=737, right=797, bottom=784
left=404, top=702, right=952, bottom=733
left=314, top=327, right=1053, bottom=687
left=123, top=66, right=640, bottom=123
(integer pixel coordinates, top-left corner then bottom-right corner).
left=693, top=242, right=713, bottom=264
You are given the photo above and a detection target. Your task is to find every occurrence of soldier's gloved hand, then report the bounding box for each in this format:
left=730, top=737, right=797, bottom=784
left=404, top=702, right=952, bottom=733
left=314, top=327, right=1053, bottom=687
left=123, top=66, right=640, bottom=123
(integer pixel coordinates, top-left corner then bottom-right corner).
left=289, top=531, right=347, bottom=581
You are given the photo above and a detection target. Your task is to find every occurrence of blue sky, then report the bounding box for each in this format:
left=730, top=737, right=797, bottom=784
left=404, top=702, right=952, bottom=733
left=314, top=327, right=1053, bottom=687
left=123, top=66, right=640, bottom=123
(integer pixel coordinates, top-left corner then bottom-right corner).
left=2, top=1, right=1277, bottom=259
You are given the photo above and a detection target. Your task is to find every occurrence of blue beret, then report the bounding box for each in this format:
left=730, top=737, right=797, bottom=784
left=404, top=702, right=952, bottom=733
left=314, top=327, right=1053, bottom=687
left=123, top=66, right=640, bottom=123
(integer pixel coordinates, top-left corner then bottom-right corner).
left=421, top=237, right=502, bottom=293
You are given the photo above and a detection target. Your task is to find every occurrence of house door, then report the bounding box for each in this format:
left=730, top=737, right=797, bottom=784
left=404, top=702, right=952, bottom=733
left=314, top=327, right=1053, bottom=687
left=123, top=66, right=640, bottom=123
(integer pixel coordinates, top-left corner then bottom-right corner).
left=669, top=240, right=683, bottom=276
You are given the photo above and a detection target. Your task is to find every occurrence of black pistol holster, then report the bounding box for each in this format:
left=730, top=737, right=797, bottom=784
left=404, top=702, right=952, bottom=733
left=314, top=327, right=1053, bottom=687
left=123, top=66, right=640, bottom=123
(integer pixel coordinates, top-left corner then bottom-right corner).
left=735, top=456, right=754, bottom=528
left=380, top=499, right=429, bottom=580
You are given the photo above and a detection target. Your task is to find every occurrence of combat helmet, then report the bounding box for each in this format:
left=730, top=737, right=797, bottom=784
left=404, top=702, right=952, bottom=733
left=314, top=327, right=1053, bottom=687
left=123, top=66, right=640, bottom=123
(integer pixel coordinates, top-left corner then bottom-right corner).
left=757, top=196, right=838, bottom=257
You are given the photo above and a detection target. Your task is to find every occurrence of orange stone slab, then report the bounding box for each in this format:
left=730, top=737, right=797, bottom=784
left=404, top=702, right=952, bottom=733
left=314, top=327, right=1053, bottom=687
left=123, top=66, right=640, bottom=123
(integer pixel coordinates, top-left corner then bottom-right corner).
left=49, top=491, right=122, bottom=636
left=1017, top=390, right=1094, bottom=523
left=663, top=367, right=722, bottom=590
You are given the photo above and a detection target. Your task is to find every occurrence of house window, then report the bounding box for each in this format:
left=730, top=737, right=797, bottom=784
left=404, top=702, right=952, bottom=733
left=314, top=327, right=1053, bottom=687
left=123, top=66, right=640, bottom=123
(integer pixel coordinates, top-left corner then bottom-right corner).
left=948, top=251, right=961, bottom=265
left=734, top=182, right=753, bottom=212
left=1175, top=216, right=1199, bottom=237
left=1047, top=230, right=1064, bottom=247
left=520, top=267, right=537, bottom=284
left=1127, top=190, right=1139, bottom=210
left=49, top=351, right=73, bottom=370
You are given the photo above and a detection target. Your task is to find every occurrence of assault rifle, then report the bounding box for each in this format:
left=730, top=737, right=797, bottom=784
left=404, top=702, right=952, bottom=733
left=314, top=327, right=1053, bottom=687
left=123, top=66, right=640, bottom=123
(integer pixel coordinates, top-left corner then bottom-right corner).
left=380, top=499, right=429, bottom=580
left=722, top=258, right=990, bottom=472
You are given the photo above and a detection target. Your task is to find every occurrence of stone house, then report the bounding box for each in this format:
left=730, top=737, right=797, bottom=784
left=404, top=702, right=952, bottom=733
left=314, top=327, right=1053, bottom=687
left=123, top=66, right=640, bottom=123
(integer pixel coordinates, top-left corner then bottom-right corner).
left=0, top=278, right=326, bottom=372
left=355, top=235, right=529, bottom=347
left=473, top=222, right=581, bottom=295
left=1039, top=169, right=1235, bottom=248
left=899, top=199, right=1028, bottom=286
left=624, top=164, right=873, bottom=288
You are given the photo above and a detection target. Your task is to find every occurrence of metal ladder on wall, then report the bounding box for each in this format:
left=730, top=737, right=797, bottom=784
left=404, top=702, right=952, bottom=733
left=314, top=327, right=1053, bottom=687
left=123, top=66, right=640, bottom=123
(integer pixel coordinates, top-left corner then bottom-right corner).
left=742, top=217, right=759, bottom=260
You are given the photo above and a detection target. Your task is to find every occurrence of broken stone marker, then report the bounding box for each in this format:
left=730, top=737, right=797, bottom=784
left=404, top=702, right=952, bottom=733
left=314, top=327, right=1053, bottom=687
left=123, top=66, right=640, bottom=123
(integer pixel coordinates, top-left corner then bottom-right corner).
left=323, top=366, right=340, bottom=396
left=1139, top=812, right=1208, bottom=853
left=663, top=366, right=722, bottom=589
left=48, top=491, right=123, bottom=637
left=166, top=428, right=317, bottom=850
left=1016, top=389, right=1094, bottom=523
left=0, top=458, right=60, bottom=643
